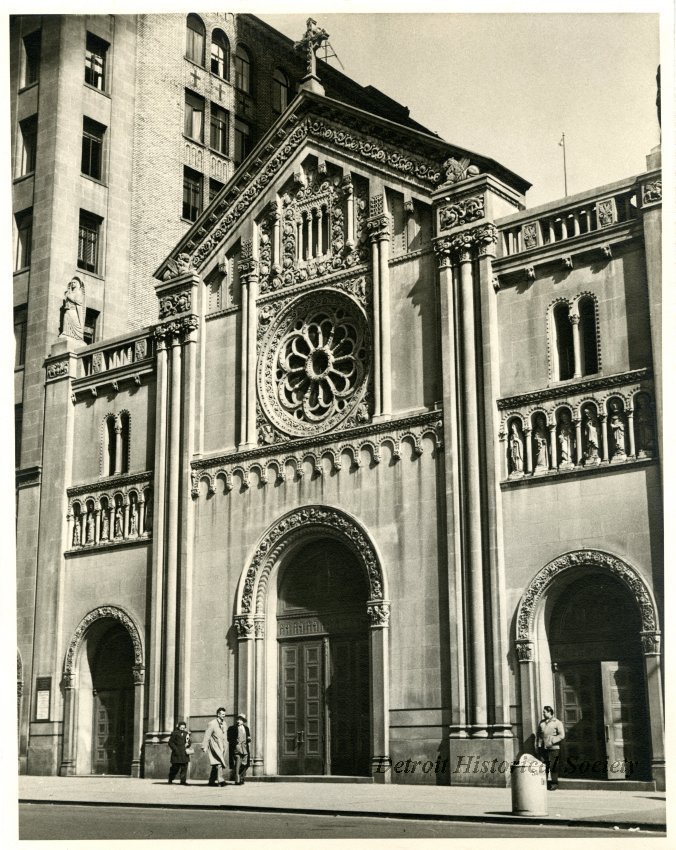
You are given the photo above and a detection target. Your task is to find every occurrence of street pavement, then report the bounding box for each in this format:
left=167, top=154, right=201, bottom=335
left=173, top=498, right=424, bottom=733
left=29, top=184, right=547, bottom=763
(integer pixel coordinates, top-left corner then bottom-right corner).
left=17, top=774, right=666, bottom=832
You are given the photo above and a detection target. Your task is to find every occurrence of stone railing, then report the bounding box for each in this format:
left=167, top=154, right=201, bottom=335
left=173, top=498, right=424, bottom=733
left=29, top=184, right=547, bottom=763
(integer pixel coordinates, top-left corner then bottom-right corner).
left=73, top=329, right=155, bottom=398
left=66, top=472, right=153, bottom=551
left=498, top=181, right=639, bottom=258
left=498, top=369, right=656, bottom=481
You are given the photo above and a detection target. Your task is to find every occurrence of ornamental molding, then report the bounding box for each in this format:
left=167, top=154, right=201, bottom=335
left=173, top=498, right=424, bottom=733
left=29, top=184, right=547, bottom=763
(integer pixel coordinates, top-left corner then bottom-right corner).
left=433, top=223, right=498, bottom=264
left=68, top=470, right=153, bottom=498
left=234, top=615, right=255, bottom=639
left=515, top=550, right=659, bottom=651
left=153, top=315, right=200, bottom=343
left=46, top=358, right=71, bottom=381
left=439, top=194, right=485, bottom=230
left=64, top=605, right=144, bottom=676
left=497, top=368, right=651, bottom=411
left=259, top=269, right=370, bottom=311
left=190, top=411, right=443, bottom=495
left=236, top=506, right=386, bottom=616
left=159, top=290, right=192, bottom=319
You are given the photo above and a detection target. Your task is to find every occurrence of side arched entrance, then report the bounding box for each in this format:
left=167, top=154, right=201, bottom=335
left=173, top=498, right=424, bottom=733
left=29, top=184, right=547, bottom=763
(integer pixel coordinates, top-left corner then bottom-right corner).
left=60, top=606, right=145, bottom=777
left=516, top=551, right=664, bottom=788
left=234, top=506, right=390, bottom=781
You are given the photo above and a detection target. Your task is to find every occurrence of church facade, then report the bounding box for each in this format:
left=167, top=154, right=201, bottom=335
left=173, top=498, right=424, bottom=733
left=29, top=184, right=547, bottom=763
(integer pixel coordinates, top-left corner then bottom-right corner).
left=17, top=20, right=663, bottom=789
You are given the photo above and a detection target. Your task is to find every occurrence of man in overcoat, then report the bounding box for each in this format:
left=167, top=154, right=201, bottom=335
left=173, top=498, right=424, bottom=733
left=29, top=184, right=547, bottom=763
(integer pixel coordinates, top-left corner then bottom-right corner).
left=202, top=706, right=229, bottom=786
left=227, top=713, right=252, bottom=785
left=167, top=721, right=190, bottom=785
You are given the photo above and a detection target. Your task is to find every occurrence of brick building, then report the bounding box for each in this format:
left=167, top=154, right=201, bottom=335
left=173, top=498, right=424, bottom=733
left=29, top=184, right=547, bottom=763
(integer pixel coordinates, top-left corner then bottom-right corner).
left=13, top=13, right=663, bottom=789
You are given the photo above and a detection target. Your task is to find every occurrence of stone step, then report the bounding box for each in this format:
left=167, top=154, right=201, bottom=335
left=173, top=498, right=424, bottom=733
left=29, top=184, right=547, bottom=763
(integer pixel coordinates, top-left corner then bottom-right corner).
left=558, top=779, right=656, bottom=792
left=246, top=775, right=374, bottom=783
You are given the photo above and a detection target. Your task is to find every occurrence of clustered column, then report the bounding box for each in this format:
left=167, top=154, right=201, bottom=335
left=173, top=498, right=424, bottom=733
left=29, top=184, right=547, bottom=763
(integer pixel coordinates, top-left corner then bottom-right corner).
left=367, top=195, right=392, bottom=420
left=239, top=241, right=259, bottom=449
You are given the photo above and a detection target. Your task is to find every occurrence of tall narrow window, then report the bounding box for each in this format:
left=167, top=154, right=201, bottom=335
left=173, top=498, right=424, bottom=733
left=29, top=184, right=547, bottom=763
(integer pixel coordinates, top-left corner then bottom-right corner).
left=106, top=417, right=116, bottom=475
left=84, top=308, right=99, bottom=345
left=272, top=68, right=290, bottom=115
left=81, top=118, right=105, bottom=181
left=234, top=118, right=251, bottom=166
left=14, top=307, right=28, bottom=368
left=211, top=29, right=229, bottom=78
left=234, top=44, right=252, bottom=94
left=77, top=211, right=102, bottom=273
left=22, top=30, right=41, bottom=87
left=85, top=32, right=108, bottom=91
left=579, top=296, right=599, bottom=376
left=210, top=104, right=228, bottom=155
left=184, top=90, right=205, bottom=142
left=119, top=412, right=130, bottom=474
left=182, top=167, right=202, bottom=222
left=186, top=14, right=206, bottom=66
left=15, top=404, right=23, bottom=469
left=553, top=302, right=574, bottom=381
left=15, top=210, right=33, bottom=271
left=19, top=115, right=37, bottom=176
left=209, top=177, right=224, bottom=202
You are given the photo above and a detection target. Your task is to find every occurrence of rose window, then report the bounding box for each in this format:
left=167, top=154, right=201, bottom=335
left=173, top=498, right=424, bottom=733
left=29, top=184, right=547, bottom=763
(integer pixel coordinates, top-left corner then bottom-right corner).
left=258, top=291, right=370, bottom=437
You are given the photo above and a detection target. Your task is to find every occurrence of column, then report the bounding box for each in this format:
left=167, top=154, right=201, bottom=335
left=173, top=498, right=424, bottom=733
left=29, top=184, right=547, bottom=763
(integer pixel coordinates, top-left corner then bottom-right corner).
left=272, top=206, right=281, bottom=267
left=600, top=413, right=609, bottom=462
left=123, top=502, right=130, bottom=539
left=627, top=408, right=636, bottom=457
left=162, top=330, right=182, bottom=732
left=642, top=635, right=665, bottom=790
left=548, top=424, right=557, bottom=470
left=370, top=235, right=381, bottom=416
left=59, top=673, right=76, bottom=775
left=367, top=602, right=391, bottom=782
left=246, top=270, right=259, bottom=446
left=378, top=230, right=392, bottom=418
left=138, top=497, right=145, bottom=537
left=516, top=646, right=538, bottom=753
left=570, top=312, right=582, bottom=378
left=114, top=421, right=123, bottom=476
left=239, top=279, right=249, bottom=447
left=574, top=418, right=583, bottom=464
left=95, top=507, right=101, bottom=544
left=235, top=616, right=255, bottom=723
left=344, top=177, right=355, bottom=248
left=524, top=427, right=533, bottom=474
left=253, top=618, right=265, bottom=776
left=131, top=666, right=145, bottom=778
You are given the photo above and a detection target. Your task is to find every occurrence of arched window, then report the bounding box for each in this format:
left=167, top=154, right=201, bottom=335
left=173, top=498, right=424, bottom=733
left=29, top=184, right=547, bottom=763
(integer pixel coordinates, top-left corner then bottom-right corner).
left=578, top=296, right=599, bottom=376
left=272, top=67, right=290, bottom=114
left=211, top=29, right=229, bottom=79
left=553, top=302, right=574, bottom=381
left=119, top=412, right=130, bottom=474
left=186, top=14, right=206, bottom=66
left=234, top=44, right=252, bottom=94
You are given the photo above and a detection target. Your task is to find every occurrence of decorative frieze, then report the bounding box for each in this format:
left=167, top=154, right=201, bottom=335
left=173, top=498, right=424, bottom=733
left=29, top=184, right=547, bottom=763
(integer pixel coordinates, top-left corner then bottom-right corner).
left=158, top=290, right=192, bottom=319
left=497, top=368, right=650, bottom=410
left=439, top=194, right=485, bottom=230
left=46, top=358, right=71, bottom=381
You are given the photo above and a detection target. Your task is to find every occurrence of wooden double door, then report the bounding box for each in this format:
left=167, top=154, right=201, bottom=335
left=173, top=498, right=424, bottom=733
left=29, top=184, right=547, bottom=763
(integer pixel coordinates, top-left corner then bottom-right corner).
left=278, top=635, right=370, bottom=776
left=92, top=687, right=134, bottom=775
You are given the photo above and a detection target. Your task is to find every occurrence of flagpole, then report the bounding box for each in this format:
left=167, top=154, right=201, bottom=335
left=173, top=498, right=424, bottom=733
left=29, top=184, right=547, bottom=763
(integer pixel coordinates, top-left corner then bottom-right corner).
left=560, top=132, right=568, bottom=196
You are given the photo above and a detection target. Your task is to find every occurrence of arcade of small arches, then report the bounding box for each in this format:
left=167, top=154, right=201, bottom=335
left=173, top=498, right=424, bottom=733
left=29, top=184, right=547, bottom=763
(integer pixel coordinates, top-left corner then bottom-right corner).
left=502, top=389, right=656, bottom=478
left=68, top=484, right=153, bottom=549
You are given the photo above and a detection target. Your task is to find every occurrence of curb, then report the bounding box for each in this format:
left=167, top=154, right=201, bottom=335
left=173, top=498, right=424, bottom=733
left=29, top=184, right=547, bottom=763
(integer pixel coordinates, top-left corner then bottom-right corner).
left=19, top=798, right=666, bottom=832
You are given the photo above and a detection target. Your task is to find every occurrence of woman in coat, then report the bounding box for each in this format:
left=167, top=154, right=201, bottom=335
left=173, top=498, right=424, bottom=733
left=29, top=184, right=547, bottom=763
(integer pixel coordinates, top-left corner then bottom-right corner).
left=227, top=713, right=251, bottom=785
left=167, top=721, right=190, bottom=785
left=202, top=706, right=228, bottom=786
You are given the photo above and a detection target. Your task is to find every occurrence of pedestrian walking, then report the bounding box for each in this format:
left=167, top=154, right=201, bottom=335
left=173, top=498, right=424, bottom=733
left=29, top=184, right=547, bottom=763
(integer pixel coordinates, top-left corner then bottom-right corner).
left=227, top=713, right=251, bottom=785
left=536, top=705, right=565, bottom=790
left=202, top=706, right=229, bottom=786
left=167, top=721, right=191, bottom=785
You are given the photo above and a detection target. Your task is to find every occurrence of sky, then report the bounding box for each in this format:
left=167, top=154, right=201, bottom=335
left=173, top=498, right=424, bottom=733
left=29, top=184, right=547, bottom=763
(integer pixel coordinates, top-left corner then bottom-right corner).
left=263, top=11, right=661, bottom=208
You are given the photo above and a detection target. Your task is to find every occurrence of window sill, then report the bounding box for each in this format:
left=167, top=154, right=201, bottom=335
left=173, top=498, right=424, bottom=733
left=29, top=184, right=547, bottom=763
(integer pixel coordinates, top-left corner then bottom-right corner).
left=76, top=268, right=105, bottom=282
left=83, top=82, right=110, bottom=98
left=13, top=267, right=30, bottom=276
left=210, top=71, right=231, bottom=87
left=181, top=216, right=200, bottom=225
left=81, top=173, right=108, bottom=188
left=13, top=172, right=35, bottom=185
left=18, top=81, right=39, bottom=94
left=185, top=56, right=207, bottom=73
left=183, top=134, right=206, bottom=149
left=208, top=146, right=231, bottom=161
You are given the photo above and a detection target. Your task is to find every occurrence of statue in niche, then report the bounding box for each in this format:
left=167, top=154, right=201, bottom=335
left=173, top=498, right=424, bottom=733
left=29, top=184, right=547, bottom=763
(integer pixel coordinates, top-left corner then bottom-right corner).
left=533, top=416, right=549, bottom=471
left=129, top=503, right=138, bottom=536
left=86, top=507, right=96, bottom=543
left=59, top=276, right=86, bottom=341
left=72, top=516, right=81, bottom=546
left=101, top=508, right=110, bottom=541
left=636, top=396, right=655, bottom=457
left=509, top=423, right=524, bottom=475
left=558, top=411, right=575, bottom=466
left=144, top=496, right=153, bottom=534
left=584, top=408, right=600, bottom=463
left=114, top=502, right=124, bottom=538
left=609, top=401, right=626, bottom=458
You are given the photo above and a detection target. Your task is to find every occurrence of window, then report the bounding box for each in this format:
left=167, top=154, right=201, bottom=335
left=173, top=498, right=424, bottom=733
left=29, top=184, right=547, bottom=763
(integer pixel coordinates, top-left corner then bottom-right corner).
left=211, top=29, right=229, bottom=78
left=19, top=115, right=37, bottom=176
left=210, top=104, right=228, bottom=155
left=15, top=210, right=32, bottom=271
left=272, top=68, right=290, bottom=115
left=209, top=177, right=224, bottom=202
left=77, top=210, right=102, bottom=273
left=234, top=118, right=251, bottom=166
left=184, top=90, right=205, bottom=142
left=234, top=44, right=252, bottom=94
left=553, top=302, right=574, bottom=381
left=85, top=32, right=108, bottom=91
left=579, top=296, right=599, bottom=376
left=84, top=308, right=99, bottom=345
left=22, top=30, right=41, bottom=87
left=81, top=117, right=105, bottom=181
left=182, top=167, right=202, bottom=221
left=14, top=307, right=27, bottom=368
left=186, top=14, right=206, bottom=66
left=15, top=404, right=23, bottom=469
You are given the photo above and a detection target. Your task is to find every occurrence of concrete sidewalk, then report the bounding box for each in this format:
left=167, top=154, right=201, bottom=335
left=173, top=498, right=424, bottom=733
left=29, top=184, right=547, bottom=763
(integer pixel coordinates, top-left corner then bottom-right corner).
left=18, top=775, right=666, bottom=832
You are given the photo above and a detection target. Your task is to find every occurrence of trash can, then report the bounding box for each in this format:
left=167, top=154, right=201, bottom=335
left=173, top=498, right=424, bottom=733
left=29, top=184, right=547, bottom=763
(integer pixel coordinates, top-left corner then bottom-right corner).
left=511, top=754, right=548, bottom=816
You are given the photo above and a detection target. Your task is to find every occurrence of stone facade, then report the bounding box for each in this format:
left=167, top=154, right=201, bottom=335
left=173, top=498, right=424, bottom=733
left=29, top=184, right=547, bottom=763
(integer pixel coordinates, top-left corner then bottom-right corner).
left=13, top=14, right=663, bottom=789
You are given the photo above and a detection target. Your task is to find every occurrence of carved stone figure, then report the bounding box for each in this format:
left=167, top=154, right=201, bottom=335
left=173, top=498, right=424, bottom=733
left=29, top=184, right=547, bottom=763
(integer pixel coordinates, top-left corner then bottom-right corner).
left=533, top=417, right=549, bottom=471
left=101, top=509, right=110, bottom=541
left=129, top=503, right=138, bottom=536
left=636, top=396, right=655, bottom=457
left=86, top=508, right=96, bottom=543
left=509, top=423, right=524, bottom=475
left=441, top=156, right=480, bottom=185
left=294, top=17, right=329, bottom=78
left=609, top=401, right=626, bottom=458
left=72, top=516, right=81, bottom=546
left=144, top=496, right=153, bottom=534
left=60, top=276, right=86, bottom=341
left=558, top=411, right=575, bottom=466
left=114, top=503, right=124, bottom=538
left=584, top=408, right=600, bottom=463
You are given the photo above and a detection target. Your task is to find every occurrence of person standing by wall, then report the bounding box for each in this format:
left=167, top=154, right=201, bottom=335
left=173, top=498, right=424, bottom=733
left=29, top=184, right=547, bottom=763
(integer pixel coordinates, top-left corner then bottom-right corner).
left=536, top=705, right=565, bottom=790
left=227, top=713, right=252, bottom=786
left=202, top=707, right=229, bottom=787
left=167, top=721, right=191, bottom=785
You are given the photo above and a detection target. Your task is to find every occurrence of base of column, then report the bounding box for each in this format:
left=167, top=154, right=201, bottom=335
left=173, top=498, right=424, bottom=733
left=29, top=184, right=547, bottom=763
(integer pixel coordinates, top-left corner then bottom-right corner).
left=59, top=761, right=77, bottom=777
left=652, top=759, right=665, bottom=791
left=448, top=736, right=515, bottom=787
left=371, top=413, right=392, bottom=424
left=252, top=758, right=265, bottom=776
left=142, top=738, right=173, bottom=779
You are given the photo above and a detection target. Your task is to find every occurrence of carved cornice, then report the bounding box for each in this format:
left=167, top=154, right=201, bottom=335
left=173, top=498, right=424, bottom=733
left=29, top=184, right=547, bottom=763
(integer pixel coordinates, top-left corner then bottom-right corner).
left=68, top=470, right=152, bottom=498
left=153, top=315, right=200, bottom=342
left=497, top=368, right=651, bottom=411
left=16, top=465, right=42, bottom=489
left=64, top=605, right=144, bottom=676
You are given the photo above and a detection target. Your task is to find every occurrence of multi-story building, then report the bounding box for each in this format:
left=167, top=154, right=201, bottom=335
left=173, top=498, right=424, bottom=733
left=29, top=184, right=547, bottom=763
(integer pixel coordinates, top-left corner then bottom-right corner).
left=13, top=13, right=663, bottom=790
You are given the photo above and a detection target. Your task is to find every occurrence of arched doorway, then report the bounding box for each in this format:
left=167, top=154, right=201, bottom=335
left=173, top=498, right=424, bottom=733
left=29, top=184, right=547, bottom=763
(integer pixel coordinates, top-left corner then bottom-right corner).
left=277, top=540, right=370, bottom=776
left=548, top=573, right=649, bottom=780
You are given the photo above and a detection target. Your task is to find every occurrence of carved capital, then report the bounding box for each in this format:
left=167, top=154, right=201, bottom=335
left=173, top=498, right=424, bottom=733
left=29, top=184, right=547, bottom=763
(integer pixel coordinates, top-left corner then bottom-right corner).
left=367, top=600, right=391, bottom=627
left=367, top=214, right=390, bottom=240
left=132, top=665, right=146, bottom=685
left=515, top=641, right=534, bottom=663
left=159, top=289, right=192, bottom=319
left=254, top=619, right=266, bottom=638
left=234, top=615, right=254, bottom=639
left=641, top=631, right=661, bottom=655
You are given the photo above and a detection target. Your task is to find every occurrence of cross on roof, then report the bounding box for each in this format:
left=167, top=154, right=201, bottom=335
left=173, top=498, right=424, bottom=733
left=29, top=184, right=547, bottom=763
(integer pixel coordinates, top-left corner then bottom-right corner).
left=294, top=17, right=329, bottom=80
